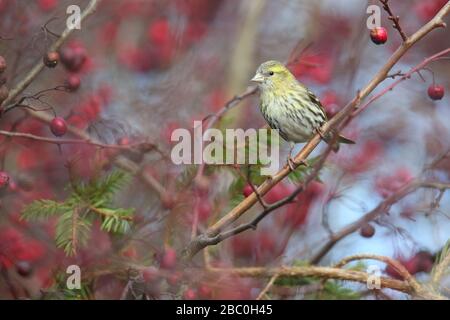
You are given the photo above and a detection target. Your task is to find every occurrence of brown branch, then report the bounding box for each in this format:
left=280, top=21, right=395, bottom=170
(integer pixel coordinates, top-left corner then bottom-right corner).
left=379, top=0, right=408, bottom=41
left=432, top=248, right=450, bottom=286
left=256, top=274, right=279, bottom=300
left=311, top=181, right=450, bottom=264
left=333, top=254, right=445, bottom=299
left=1, top=0, right=101, bottom=107
left=207, top=265, right=411, bottom=294
left=206, top=258, right=445, bottom=299
left=353, top=47, right=450, bottom=117
left=334, top=254, right=419, bottom=290
left=185, top=146, right=332, bottom=255
left=0, top=129, right=153, bottom=151
left=183, top=1, right=450, bottom=260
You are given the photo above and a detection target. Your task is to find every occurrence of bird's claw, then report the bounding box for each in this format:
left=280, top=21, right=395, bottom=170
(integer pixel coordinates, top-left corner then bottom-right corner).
left=287, top=157, right=296, bottom=171
left=316, top=128, right=326, bottom=140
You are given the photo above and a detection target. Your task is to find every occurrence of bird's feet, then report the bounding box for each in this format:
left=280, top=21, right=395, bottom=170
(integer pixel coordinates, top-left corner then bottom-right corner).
left=316, top=127, right=326, bottom=140
left=287, top=156, right=296, bottom=171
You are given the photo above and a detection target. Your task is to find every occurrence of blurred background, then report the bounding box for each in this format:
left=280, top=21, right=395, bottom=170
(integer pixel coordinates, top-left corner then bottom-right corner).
left=0, top=0, right=449, bottom=299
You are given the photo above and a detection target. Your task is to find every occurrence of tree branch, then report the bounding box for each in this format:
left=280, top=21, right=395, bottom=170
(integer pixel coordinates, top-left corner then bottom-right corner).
left=311, top=181, right=450, bottom=264
left=379, top=0, right=408, bottom=41
left=0, top=129, right=154, bottom=151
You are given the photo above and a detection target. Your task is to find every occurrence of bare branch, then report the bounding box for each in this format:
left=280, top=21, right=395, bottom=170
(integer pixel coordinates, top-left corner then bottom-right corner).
left=379, top=0, right=408, bottom=41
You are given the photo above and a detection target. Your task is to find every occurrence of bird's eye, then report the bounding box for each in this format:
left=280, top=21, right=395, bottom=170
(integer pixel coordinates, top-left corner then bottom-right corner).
left=268, top=71, right=274, bottom=76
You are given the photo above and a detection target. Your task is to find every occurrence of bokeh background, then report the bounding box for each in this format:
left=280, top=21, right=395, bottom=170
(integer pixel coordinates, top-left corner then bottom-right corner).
left=0, top=0, right=449, bottom=299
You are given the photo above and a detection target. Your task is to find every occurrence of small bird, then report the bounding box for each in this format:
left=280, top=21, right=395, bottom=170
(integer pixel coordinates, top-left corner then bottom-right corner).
left=251, top=60, right=354, bottom=169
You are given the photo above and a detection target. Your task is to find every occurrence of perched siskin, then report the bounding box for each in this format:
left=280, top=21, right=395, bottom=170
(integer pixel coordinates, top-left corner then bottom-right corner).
left=251, top=60, right=354, bottom=164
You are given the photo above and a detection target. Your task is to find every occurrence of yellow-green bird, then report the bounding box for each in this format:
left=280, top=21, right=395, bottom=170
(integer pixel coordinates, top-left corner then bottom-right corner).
left=251, top=60, right=354, bottom=168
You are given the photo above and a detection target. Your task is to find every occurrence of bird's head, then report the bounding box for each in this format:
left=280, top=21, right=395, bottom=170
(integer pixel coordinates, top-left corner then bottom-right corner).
left=251, top=60, right=296, bottom=92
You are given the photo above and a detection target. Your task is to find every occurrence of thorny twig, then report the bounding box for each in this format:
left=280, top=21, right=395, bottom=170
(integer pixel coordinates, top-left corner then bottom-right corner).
left=379, top=0, right=408, bottom=41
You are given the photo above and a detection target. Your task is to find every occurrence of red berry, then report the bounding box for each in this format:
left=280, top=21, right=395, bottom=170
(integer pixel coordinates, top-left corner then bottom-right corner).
left=0, top=55, right=6, bottom=73
left=122, top=246, right=138, bottom=259
left=360, top=223, right=375, bottom=238
left=60, top=45, right=87, bottom=72
left=198, top=284, right=212, bottom=299
left=370, top=27, right=388, bottom=45
left=413, top=251, right=434, bottom=273
left=118, top=137, right=130, bottom=145
left=167, top=272, right=181, bottom=286
left=15, top=261, right=33, bottom=277
left=50, top=117, right=67, bottom=137
left=8, top=179, right=18, bottom=192
left=321, top=90, right=341, bottom=118
left=161, top=193, right=175, bottom=210
left=148, top=19, right=171, bottom=46
left=242, top=184, right=253, bottom=198
left=197, top=201, right=211, bottom=222
left=65, top=74, right=81, bottom=91
left=183, top=288, right=197, bottom=300
left=305, top=181, right=324, bottom=199
left=427, top=84, right=445, bottom=100
left=0, top=171, right=10, bottom=189
left=142, top=266, right=159, bottom=282
left=160, top=247, right=177, bottom=269
left=43, top=51, right=59, bottom=68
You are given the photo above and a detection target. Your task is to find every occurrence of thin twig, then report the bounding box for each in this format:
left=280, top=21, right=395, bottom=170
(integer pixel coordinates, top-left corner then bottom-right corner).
left=379, top=0, right=408, bottom=41
left=311, top=181, right=450, bottom=264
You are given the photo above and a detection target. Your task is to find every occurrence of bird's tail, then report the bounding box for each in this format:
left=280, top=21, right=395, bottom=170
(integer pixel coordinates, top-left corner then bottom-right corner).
left=325, top=132, right=355, bottom=152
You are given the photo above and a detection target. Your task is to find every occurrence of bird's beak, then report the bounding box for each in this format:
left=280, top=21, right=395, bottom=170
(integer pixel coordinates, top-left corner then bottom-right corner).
left=251, top=73, right=264, bottom=83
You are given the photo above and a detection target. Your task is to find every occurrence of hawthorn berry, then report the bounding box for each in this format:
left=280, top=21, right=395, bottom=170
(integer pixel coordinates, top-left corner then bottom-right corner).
left=0, top=55, right=6, bottom=73
left=413, top=251, right=434, bottom=273
left=242, top=184, right=253, bottom=198
left=360, top=223, right=375, bottom=238
left=321, top=90, right=341, bottom=118
left=183, top=288, right=197, bottom=300
left=427, top=84, right=445, bottom=100
left=167, top=272, right=182, bottom=286
left=161, top=193, right=175, bottom=210
left=160, top=247, right=177, bottom=269
left=15, top=261, right=33, bottom=277
left=43, top=51, right=59, bottom=68
left=60, top=45, right=87, bottom=72
left=370, top=27, right=388, bottom=45
left=197, top=284, right=212, bottom=299
left=142, top=266, right=159, bottom=282
left=0, top=171, right=10, bottom=189
left=197, top=201, right=211, bottom=222
left=50, top=117, right=67, bottom=137
left=65, top=74, right=81, bottom=91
